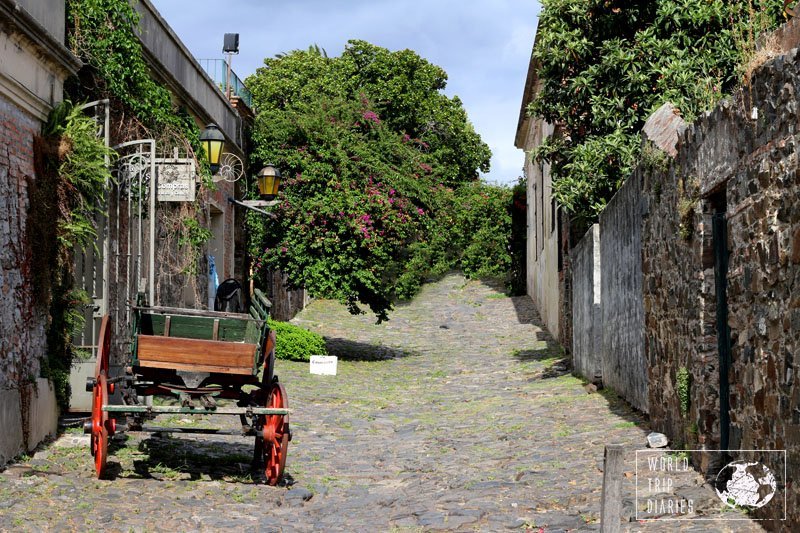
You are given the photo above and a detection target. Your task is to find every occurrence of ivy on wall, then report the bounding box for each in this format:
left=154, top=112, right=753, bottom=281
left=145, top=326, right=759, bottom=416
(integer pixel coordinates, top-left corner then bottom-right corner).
left=31, top=101, right=115, bottom=409
left=33, top=0, right=220, bottom=408
left=529, top=0, right=785, bottom=231
left=67, top=0, right=200, bottom=151
left=66, top=0, right=213, bottom=285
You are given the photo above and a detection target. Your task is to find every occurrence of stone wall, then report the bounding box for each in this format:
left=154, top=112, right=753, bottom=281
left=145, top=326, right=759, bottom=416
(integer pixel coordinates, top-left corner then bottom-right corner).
left=641, top=48, right=800, bottom=523
left=571, top=224, right=601, bottom=383
left=269, top=271, right=310, bottom=321
left=599, top=172, right=647, bottom=413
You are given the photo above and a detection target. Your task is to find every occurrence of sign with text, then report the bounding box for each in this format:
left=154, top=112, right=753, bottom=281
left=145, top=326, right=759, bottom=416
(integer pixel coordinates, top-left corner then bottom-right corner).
left=310, top=355, right=337, bottom=376
left=156, top=159, right=196, bottom=202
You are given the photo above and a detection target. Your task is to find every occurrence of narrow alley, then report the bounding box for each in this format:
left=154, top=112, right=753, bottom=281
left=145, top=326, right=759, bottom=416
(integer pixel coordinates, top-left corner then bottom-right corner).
left=0, top=274, right=761, bottom=531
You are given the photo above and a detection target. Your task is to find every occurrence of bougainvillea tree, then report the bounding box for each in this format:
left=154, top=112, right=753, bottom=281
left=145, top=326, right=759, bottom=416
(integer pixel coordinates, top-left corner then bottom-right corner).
left=246, top=42, right=512, bottom=320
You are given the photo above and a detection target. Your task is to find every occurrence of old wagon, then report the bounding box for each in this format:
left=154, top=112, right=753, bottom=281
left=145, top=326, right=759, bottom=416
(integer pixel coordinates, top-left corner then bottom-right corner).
left=85, top=288, right=291, bottom=484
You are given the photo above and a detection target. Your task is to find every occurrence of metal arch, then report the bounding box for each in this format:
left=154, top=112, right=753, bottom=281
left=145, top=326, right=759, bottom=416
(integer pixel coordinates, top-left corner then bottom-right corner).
left=112, top=139, right=157, bottom=309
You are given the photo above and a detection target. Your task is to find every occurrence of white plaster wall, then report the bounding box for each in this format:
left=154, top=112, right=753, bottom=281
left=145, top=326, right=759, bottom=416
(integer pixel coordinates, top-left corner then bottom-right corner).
left=0, top=379, right=57, bottom=463
left=27, top=378, right=58, bottom=451
left=524, top=119, right=560, bottom=338
left=0, top=30, right=63, bottom=120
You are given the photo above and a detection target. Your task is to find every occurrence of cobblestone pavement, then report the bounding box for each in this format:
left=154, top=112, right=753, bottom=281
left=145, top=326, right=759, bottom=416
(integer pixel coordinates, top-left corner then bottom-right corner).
left=0, top=274, right=767, bottom=532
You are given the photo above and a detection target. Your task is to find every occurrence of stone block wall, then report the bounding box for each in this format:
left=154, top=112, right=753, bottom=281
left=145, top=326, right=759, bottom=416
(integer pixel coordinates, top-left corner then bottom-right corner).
left=571, top=224, right=601, bottom=383
left=641, top=47, right=800, bottom=523
left=599, top=173, right=648, bottom=413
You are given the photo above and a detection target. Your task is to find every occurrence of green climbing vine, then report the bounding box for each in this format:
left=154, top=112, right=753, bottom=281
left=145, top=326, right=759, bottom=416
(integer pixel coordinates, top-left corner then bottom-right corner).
left=30, top=100, right=116, bottom=409
left=178, top=217, right=213, bottom=276
left=39, top=0, right=220, bottom=408
left=66, top=0, right=208, bottom=174
left=676, top=366, right=691, bottom=417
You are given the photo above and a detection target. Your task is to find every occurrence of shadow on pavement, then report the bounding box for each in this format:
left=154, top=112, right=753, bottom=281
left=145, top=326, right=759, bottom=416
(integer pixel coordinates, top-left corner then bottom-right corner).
left=512, top=336, right=650, bottom=431
left=103, top=434, right=267, bottom=484
left=323, top=337, right=418, bottom=361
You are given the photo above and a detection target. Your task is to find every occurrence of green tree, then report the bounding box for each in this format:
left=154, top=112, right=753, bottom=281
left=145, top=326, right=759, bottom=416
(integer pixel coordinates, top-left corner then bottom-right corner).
left=247, top=40, right=491, bottom=186
left=246, top=42, right=508, bottom=320
left=530, top=0, right=784, bottom=229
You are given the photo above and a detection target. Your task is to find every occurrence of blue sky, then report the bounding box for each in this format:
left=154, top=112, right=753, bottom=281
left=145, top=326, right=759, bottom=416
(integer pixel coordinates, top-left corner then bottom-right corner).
left=150, top=0, right=540, bottom=185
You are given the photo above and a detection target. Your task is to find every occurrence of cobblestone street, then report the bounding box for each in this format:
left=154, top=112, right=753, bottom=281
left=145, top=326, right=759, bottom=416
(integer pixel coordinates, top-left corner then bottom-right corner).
left=0, top=274, right=764, bottom=531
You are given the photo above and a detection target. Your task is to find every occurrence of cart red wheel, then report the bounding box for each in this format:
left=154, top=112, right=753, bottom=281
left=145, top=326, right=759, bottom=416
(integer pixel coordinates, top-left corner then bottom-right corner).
left=90, top=372, right=110, bottom=479
left=94, top=314, right=112, bottom=378
left=260, top=381, right=289, bottom=485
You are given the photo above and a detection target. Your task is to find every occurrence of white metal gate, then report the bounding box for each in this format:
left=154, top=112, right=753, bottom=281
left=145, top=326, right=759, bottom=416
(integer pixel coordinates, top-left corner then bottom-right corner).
left=69, top=102, right=156, bottom=410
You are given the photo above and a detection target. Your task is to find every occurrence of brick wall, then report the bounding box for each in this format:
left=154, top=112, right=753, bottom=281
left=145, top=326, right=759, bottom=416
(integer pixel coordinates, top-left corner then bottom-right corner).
left=0, top=93, right=47, bottom=390
left=0, top=93, right=54, bottom=463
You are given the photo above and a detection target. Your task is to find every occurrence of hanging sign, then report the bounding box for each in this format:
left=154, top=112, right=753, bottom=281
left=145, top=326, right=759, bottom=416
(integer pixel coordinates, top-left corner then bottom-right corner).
left=156, top=159, right=196, bottom=202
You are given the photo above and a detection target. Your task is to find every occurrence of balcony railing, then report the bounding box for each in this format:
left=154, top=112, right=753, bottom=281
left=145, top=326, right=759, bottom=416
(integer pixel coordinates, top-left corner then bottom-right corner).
left=198, top=58, right=253, bottom=109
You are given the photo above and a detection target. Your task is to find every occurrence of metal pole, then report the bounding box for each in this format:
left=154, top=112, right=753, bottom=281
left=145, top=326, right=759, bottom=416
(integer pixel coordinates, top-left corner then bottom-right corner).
left=137, top=145, right=143, bottom=303
left=149, top=140, right=156, bottom=307
left=102, top=100, right=110, bottom=317
left=112, top=140, right=157, bottom=308
left=226, top=52, right=232, bottom=100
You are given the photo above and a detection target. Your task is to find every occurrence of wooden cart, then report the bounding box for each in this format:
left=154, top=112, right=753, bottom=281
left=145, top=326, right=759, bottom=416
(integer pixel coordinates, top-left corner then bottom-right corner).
left=85, top=289, right=290, bottom=484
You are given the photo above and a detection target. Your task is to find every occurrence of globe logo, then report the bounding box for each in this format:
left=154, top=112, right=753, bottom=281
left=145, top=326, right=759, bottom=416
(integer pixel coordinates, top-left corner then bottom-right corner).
left=714, top=460, right=777, bottom=509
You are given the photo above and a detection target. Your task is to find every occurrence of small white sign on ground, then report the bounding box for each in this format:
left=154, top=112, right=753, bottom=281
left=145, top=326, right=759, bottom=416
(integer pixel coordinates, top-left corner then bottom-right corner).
left=310, top=355, right=337, bottom=375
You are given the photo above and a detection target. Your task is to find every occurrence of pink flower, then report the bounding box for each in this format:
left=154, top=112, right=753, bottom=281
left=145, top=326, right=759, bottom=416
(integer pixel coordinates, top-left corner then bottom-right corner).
left=362, top=110, right=381, bottom=124
left=281, top=247, right=288, bottom=254
left=417, top=208, right=425, bottom=215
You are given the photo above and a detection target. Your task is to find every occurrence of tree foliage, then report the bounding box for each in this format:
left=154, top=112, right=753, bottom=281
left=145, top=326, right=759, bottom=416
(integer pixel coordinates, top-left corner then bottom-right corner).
left=246, top=42, right=507, bottom=320
left=530, top=0, right=784, bottom=228
left=247, top=40, right=491, bottom=186
left=66, top=0, right=205, bottom=162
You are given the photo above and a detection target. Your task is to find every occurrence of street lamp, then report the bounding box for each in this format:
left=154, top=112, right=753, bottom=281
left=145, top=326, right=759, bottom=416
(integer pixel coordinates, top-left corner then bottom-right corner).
left=257, top=164, right=282, bottom=199
left=200, top=123, right=225, bottom=174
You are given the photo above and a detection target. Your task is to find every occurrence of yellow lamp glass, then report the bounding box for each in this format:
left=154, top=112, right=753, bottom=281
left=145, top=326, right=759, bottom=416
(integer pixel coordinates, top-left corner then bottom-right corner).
left=203, top=139, right=223, bottom=167
left=199, top=123, right=225, bottom=174
left=257, top=165, right=282, bottom=198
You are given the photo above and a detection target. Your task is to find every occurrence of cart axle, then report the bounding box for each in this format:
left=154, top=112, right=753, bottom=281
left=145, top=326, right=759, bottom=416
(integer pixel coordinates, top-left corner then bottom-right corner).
left=134, top=425, right=257, bottom=436
left=102, top=405, right=290, bottom=416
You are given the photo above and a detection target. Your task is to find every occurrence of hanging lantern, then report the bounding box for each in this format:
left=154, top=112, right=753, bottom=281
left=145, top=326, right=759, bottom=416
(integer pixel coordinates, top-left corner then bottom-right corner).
left=257, top=164, right=282, bottom=198
left=199, top=123, right=225, bottom=174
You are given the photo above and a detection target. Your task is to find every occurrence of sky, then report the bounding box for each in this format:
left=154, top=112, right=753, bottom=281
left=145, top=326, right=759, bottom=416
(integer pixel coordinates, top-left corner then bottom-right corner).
left=150, top=0, right=541, bottom=185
